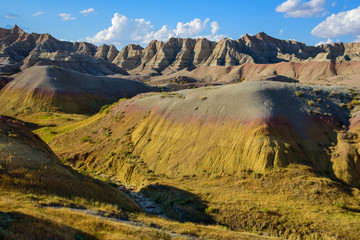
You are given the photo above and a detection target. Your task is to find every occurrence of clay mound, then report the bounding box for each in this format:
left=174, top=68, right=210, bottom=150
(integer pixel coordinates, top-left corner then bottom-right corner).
left=50, top=81, right=360, bottom=188
left=21, top=51, right=129, bottom=76
left=146, top=61, right=360, bottom=87
left=0, top=116, right=64, bottom=171
left=0, top=115, right=139, bottom=211
left=0, top=65, right=157, bottom=115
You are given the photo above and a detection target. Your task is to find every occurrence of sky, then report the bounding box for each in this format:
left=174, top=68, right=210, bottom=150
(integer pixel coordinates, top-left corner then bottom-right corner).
left=1, top=0, right=360, bottom=49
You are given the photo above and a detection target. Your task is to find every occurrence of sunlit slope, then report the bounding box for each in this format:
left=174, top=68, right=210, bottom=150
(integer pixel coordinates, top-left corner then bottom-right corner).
left=51, top=81, right=360, bottom=187
left=0, top=65, right=156, bottom=115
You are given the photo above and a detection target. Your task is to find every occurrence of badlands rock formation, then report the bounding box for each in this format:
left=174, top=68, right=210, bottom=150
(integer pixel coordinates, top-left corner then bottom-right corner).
left=0, top=25, right=127, bottom=75
left=51, top=81, right=360, bottom=188
left=148, top=61, right=360, bottom=87
left=0, top=65, right=157, bottom=115
left=2, top=25, right=360, bottom=78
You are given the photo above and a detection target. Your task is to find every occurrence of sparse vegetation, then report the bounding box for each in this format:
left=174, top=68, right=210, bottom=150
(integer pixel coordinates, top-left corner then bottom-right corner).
left=307, top=100, right=316, bottom=106
left=205, top=207, right=219, bottom=214
left=328, top=91, right=337, bottom=98
left=81, top=135, right=94, bottom=143
left=312, top=89, right=320, bottom=94
left=105, top=128, right=112, bottom=137
left=294, top=91, right=303, bottom=97
left=99, top=104, right=111, bottom=114
left=160, top=92, right=185, bottom=99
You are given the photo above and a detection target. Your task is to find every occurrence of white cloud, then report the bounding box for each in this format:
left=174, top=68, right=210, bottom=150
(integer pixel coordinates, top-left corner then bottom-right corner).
left=211, top=21, right=219, bottom=35
left=311, top=6, right=360, bottom=41
left=5, top=13, right=19, bottom=19
left=58, top=13, right=76, bottom=21
left=280, top=29, right=284, bottom=37
left=276, top=0, right=326, bottom=18
left=87, top=13, right=226, bottom=46
left=33, top=12, right=43, bottom=16
left=315, top=38, right=333, bottom=46
left=331, top=1, right=336, bottom=7
left=80, top=8, right=95, bottom=16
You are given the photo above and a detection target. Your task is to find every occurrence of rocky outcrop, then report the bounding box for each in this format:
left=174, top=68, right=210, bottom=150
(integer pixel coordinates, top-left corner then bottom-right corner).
left=0, top=25, right=127, bottom=75
left=113, top=44, right=143, bottom=70
left=2, top=25, right=360, bottom=76
left=116, top=32, right=360, bottom=74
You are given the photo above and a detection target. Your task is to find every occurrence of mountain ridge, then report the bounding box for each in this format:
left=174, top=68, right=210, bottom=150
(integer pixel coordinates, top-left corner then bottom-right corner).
left=2, top=25, right=360, bottom=76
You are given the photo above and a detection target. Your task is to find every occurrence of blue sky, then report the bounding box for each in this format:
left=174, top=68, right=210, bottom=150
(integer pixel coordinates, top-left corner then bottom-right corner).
left=1, top=0, right=360, bottom=48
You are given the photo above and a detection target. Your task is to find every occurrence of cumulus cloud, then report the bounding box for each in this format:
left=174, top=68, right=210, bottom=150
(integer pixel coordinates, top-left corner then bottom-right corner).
left=315, top=38, right=333, bottom=46
left=311, top=6, right=360, bottom=41
left=80, top=8, right=95, bottom=16
left=276, top=0, right=326, bottom=18
left=211, top=21, right=220, bottom=35
left=33, top=12, right=43, bottom=16
left=87, top=13, right=226, bottom=46
left=58, top=13, right=76, bottom=21
left=5, top=13, right=20, bottom=19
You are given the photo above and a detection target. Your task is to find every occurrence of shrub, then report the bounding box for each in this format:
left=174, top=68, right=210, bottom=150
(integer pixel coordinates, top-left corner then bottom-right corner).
left=99, top=104, right=111, bottom=114
left=205, top=207, right=218, bottom=213
left=312, top=89, right=321, bottom=94
left=294, top=91, right=303, bottom=97
left=77, top=161, right=85, bottom=168
left=337, top=203, right=345, bottom=209
left=105, top=128, right=112, bottom=137
left=351, top=100, right=360, bottom=106
left=81, top=135, right=94, bottom=143
left=328, top=91, right=337, bottom=98
left=62, top=157, right=69, bottom=163
left=307, top=100, right=316, bottom=107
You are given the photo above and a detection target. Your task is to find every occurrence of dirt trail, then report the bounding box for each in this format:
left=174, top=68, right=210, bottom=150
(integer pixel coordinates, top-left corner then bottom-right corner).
left=117, top=183, right=165, bottom=216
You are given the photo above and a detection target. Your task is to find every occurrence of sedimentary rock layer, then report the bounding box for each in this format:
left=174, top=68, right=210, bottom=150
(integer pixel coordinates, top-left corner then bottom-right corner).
left=2, top=25, right=360, bottom=76
left=0, top=65, right=157, bottom=115
left=50, top=81, right=360, bottom=188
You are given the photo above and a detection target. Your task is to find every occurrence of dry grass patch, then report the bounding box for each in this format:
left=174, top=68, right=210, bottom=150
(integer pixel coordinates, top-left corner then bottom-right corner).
left=140, top=165, right=360, bottom=239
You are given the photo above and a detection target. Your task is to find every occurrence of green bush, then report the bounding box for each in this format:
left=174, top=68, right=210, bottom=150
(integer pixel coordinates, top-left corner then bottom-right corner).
left=294, top=91, right=303, bottom=97
left=81, top=135, right=94, bottom=143
left=205, top=207, right=218, bottom=213
left=99, top=104, right=111, bottom=114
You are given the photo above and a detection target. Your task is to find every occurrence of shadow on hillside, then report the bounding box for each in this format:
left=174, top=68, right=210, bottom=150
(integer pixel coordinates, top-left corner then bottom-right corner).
left=140, top=184, right=215, bottom=224
left=264, top=75, right=299, bottom=83
left=0, top=211, right=97, bottom=240
left=1, top=115, right=45, bottom=130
